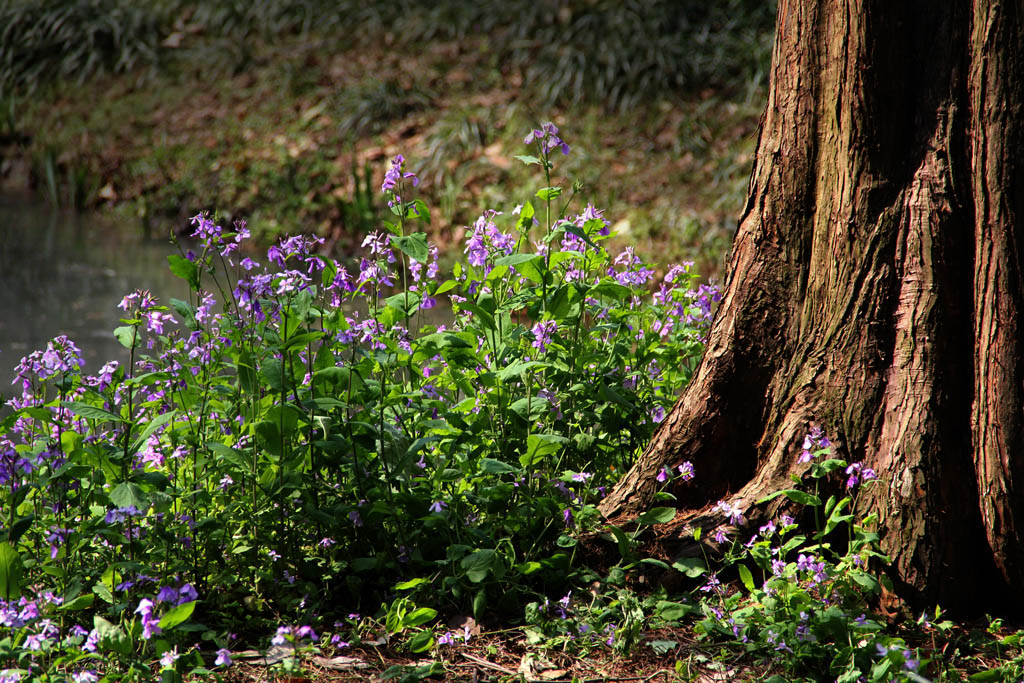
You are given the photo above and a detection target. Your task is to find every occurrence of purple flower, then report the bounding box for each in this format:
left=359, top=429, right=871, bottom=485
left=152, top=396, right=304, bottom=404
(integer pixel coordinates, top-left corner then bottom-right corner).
left=713, top=527, right=729, bottom=544
left=134, top=599, right=161, bottom=640
left=650, top=405, right=665, bottom=423
left=714, top=500, right=745, bottom=526
left=677, top=461, right=695, bottom=481
left=381, top=154, right=419, bottom=205
left=156, top=585, right=178, bottom=603
left=160, top=646, right=180, bottom=669
left=700, top=574, right=722, bottom=594
left=215, top=648, right=233, bottom=667
left=318, top=537, right=336, bottom=548
left=524, top=122, right=570, bottom=157
left=462, top=210, right=514, bottom=270
left=562, top=508, right=573, bottom=527
left=531, top=320, right=558, bottom=353
left=428, top=500, right=447, bottom=514
left=656, top=467, right=668, bottom=483
left=799, top=426, right=832, bottom=462
left=178, top=584, right=198, bottom=603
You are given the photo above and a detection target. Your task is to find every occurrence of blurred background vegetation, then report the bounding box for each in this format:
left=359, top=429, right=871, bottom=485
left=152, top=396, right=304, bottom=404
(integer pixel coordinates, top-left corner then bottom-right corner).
left=0, top=0, right=776, bottom=277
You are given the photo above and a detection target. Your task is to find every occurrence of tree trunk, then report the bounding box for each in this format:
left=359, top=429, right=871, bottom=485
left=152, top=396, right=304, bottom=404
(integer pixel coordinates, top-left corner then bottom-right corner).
left=600, top=0, right=1024, bottom=613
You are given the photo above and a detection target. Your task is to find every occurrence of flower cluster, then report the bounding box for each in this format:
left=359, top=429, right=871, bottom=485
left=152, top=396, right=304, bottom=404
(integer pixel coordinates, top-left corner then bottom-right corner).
left=798, top=425, right=831, bottom=463
left=381, top=153, right=419, bottom=206
left=525, top=121, right=570, bottom=157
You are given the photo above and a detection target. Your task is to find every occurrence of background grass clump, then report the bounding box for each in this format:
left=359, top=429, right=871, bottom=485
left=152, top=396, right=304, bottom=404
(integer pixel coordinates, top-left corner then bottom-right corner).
left=1, top=0, right=775, bottom=109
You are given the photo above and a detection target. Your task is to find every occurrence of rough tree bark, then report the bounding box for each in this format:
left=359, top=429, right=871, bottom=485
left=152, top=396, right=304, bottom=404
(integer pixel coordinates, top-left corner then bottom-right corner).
left=600, top=0, right=1024, bottom=613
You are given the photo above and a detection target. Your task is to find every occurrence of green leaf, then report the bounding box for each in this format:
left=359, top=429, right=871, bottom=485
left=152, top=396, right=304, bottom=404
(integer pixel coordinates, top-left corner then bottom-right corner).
left=818, top=458, right=848, bottom=473
left=411, top=200, right=431, bottom=225
left=517, top=201, right=535, bottom=227
left=755, top=489, right=788, bottom=505
left=406, top=630, right=435, bottom=654
left=207, top=442, right=248, bottom=470
left=169, top=298, right=197, bottom=330
left=94, top=615, right=132, bottom=655
left=109, top=482, right=148, bottom=510
left=636, top=507, right=676, bottom=526
left=473, top=589, right=487, bottom=623
left=737, top=564, right=756, bottom=592
left=62, top=401, right=125, bottom=423
left=458, top=301, right=496, bottom=331
left=514, top=154, right=541, bottom=166
left=671, top=557, right=707, bottom=578
left=656, top=601, right=694, bottom=621
left=282, top=331, right=324, bottom=350
left=648, top=639, right=679, bottom=655
left=560, top=223, right=598, bottom=250
left=167, top=254, right=200, bottom=290
left=402, top=607, right=437, bottom=627
left=130, top=410, right=176, bottom=454
left=783, top=489, right=822, bottom=507
left=0, top=543, right=24, bottom=600
left=640, top=558, right=670, bottom=570
left=496, top=360, right=544, bottom=382
left=536, top=186, right=562, bottom=201
left=384, top=292, right=421, bottom=318
left=113, top=325, right=137, bottom=349
left=590, top=278, right=631, bottom=302
left=494, top=253, right=541, bottom=267
left=7, top=516, right=33, bottom=544
left=461, top=549, right=496, bottom=583
left=93, top=581, right=114, bottom=604
left=392, top=233, right=430, bottom=262
left=158, top=601, right=196, bottom=630
left=434, top=279, right=457, bottom=295
left=608, top=526, right=633, bottom=559
left=479, top=458, right=517, bottom=475
left=236, top=350, right=258, bottom=394
left=394, top=578, right=428, bottom=591
left=520, top=433, right=566, bottom=468
left=849, top=570, right=880, bottom=593
left=516, top=257, right=546, bottom=283
left=968, top=669, right=1006, bottom=682
left=60, top=594, right=95, bottom=611
left=517, top=561, right=542, bottom=575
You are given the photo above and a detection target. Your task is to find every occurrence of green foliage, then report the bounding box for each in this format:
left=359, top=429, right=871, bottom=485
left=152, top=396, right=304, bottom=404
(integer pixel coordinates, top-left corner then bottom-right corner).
left=0, top=129, right=713, bottom=679
left=1, top=0, right=775, bottom=109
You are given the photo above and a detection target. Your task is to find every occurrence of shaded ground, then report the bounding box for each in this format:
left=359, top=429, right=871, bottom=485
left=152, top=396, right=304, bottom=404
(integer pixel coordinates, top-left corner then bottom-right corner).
left=219, top=627, right=763, bottom=683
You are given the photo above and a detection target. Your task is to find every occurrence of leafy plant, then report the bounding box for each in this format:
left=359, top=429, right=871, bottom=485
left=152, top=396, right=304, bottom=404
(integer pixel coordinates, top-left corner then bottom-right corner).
left=0, top=125, right=715, bottom=679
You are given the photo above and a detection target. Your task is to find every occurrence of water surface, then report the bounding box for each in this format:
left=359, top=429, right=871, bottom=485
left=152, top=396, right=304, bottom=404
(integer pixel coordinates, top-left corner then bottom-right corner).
left=0, top=196, right=187, bottom=390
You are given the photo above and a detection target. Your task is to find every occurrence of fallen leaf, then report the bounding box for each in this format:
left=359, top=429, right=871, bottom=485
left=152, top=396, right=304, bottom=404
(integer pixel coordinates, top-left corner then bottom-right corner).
left=311, top=655, right=369, bottom=670
left=517, top=653, right=565, bottom=682
left=446, top=614, right=481, bottom=637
